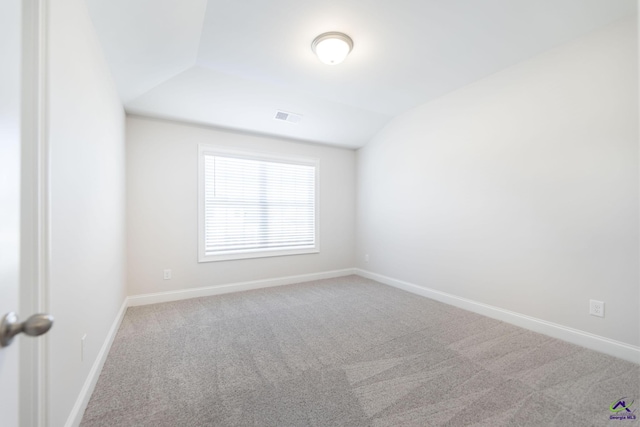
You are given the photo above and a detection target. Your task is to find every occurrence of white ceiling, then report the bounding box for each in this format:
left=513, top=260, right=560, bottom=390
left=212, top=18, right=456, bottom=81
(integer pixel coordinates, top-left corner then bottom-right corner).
left=86, top=0, right=635, bottom=148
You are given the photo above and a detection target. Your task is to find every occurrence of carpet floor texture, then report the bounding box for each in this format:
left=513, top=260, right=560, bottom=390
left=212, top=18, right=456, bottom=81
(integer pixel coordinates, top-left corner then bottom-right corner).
left=80, top=275, right=639, bottom=427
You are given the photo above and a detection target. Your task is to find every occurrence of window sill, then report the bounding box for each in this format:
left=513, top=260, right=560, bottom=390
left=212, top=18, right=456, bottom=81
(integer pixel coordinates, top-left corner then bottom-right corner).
left=198, top=247, right=319, bottom=263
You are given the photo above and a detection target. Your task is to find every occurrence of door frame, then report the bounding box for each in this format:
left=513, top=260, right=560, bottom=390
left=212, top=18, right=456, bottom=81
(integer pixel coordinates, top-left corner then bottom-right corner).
left=20, top=0, right=50, bottom=425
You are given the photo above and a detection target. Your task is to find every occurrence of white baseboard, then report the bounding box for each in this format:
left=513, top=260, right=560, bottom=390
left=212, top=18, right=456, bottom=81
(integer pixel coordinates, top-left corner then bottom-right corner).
left=64, top=298, right=129, bottom=427
left=126, top=268, right=356, bottom=307
left=355, top=269, right=640, bottom=364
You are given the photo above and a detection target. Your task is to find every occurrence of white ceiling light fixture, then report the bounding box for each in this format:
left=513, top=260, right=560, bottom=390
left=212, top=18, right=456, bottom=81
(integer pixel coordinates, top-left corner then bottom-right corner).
left=311, top=32, right=353, bottom=65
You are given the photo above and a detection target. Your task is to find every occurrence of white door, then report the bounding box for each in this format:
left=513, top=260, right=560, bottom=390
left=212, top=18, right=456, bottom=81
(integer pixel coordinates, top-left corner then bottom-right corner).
left=0, top=0, right=24, bottom=425
left=1, top=1, right=51, bottom=425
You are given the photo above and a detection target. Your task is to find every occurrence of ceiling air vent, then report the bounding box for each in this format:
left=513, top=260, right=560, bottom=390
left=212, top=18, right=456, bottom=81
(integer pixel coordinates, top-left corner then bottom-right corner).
left=274, top=110, right=302, bottom=124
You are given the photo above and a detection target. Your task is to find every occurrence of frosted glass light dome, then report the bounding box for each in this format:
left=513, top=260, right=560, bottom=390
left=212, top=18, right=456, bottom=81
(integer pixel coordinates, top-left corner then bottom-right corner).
left=311, top=32, right=353, bottom=65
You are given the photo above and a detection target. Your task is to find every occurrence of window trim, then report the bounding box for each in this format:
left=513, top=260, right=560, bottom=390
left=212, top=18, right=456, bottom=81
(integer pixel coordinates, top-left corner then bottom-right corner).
left=197, top=144, right=320, bottom=263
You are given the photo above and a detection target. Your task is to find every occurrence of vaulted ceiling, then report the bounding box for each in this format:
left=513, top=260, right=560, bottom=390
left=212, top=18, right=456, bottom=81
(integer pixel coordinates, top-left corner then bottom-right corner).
left=86, top=0, right=635, bottom=148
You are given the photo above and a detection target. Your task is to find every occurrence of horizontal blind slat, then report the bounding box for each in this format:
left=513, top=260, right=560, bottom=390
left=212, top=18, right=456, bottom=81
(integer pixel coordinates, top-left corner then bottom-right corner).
left=203, top=153, right=316, bottom=256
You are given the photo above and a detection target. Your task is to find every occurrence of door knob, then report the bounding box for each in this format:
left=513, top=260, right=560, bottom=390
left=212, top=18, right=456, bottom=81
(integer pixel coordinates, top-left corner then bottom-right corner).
left=0, top=312, right=54, bottom=348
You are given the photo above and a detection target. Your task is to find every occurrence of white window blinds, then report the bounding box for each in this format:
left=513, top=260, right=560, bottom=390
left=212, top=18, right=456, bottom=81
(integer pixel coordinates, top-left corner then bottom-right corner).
left=200, top=150, right=318, bottom=261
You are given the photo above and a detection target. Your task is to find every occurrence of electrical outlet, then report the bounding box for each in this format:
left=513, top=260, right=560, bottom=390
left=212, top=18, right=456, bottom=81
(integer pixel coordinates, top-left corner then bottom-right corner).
left=81, top=334, right=87, bottom=362
left=365, top=254, right=370, bottom=263
left=163, top=269, right=172, bottom=280
left=589, top=300, right=604, bottom=318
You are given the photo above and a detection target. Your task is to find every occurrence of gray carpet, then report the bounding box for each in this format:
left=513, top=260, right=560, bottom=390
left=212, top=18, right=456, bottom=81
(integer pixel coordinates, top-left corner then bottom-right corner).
left=80, top=275, right=639, bottom=427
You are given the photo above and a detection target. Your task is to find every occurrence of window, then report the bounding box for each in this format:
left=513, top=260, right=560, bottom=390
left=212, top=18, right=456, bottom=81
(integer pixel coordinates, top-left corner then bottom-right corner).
left=198, top=145, right=319, bottom=262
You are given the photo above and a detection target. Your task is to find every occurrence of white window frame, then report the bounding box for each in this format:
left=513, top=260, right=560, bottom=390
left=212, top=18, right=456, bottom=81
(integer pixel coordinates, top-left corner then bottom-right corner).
left=198, top=144, right=320, bottom=262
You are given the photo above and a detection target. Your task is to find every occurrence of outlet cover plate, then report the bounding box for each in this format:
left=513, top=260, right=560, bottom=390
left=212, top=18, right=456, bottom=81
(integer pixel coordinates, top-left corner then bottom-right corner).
left=589, top=300, right=604, bottom=318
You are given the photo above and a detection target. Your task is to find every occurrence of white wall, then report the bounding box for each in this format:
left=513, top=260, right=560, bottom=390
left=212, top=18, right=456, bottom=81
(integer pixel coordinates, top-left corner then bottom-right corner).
left=356, top=18, right=639, bottom=347
left=126, top=116, right=355, bottom=296
left=48, top=0, right=126, bottom=425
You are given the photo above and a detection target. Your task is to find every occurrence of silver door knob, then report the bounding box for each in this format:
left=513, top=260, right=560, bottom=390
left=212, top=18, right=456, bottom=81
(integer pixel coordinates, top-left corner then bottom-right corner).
left=0, top=312, right=54, bottom=348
